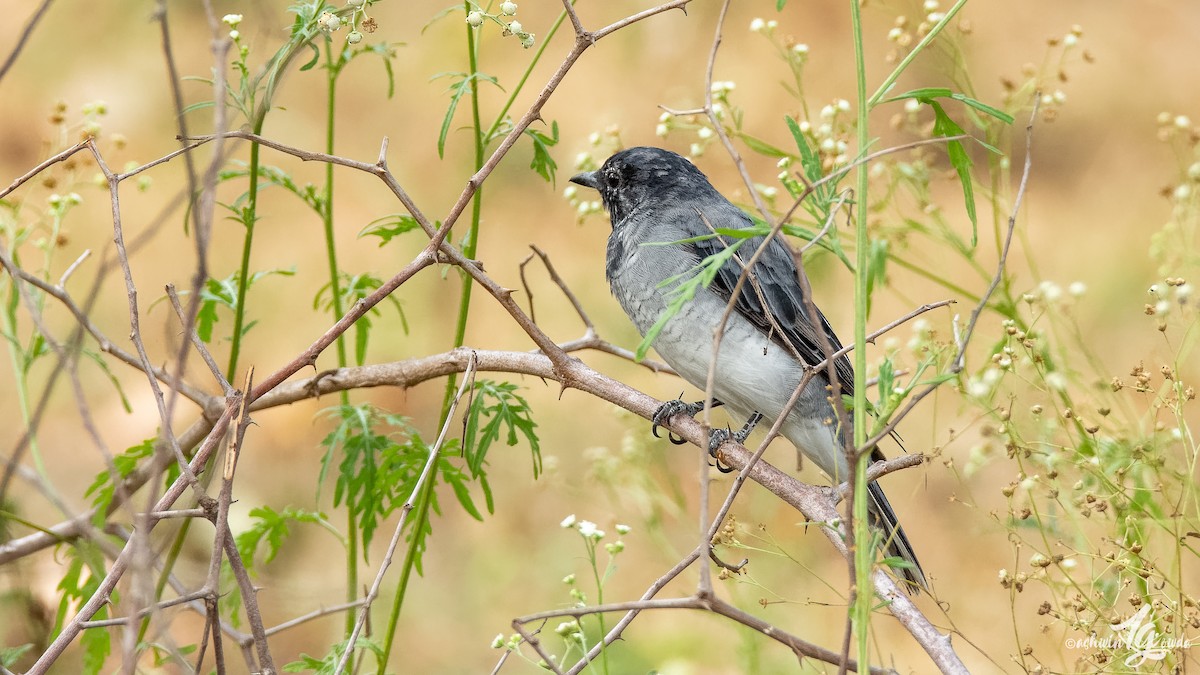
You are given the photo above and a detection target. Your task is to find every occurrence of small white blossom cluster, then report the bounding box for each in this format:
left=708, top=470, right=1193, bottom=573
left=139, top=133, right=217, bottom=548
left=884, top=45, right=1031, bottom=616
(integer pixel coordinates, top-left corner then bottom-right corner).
left=563, top=129, right=621, bottom=221
left=748, top=17, right=777, bottom=34
left=466, top=2, right=534, bottom=48
left=1145, top=279, right=1194, bottom=329
left=562, top=515, right=630, bottom=555
left=656, top=111, right=719, bottom=159
left=1021, top=279, right=1087, bottom=309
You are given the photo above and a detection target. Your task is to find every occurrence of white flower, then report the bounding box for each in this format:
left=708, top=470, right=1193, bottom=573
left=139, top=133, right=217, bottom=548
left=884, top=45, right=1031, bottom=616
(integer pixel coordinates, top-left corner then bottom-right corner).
left=697, top=126, right=713, bottom=140
left=1068, top=281, right=1087, bottom=297
left=922, top=0, right=939, bottom=10
left=501, top=1, right=518, bottom=16
left=750, top=18, right=766, bottom=33
left=1175, top=115, right=1192, bottom=130
left=926, top=11, right=945, bottom=22
left=508, top=20, right=522, bottom=34
left=318, top=11, right=342, bottom=32
left=792, top=43, right=809, bottom=54
left=1038, top=280, right=1062, bottom=302
left=491, top=634, right=505, bottom=648
left=1063, top=33, right=1078, bottom=47
left=887, top=27, right=904, bottom=41
left=819, top=104, right=836, bottom=119
left=346, top=30, right=363, bottom=44
left=228, top=29, right=240, bottom=40
left=776, top=157, right=791, bottom=168
left=466, top=11, right=484, bottom=27
left=222, top=14, right=243, bottom=26
left=904, top=98, right=920, bottom=113
left=519, top=32, right=534, bottom=48
left=615, top=524, right=631, bottom=535
left=1187, top=162, right=1200, bottom=181
left=1175, top=283, right=1192, bottom=301
left=560, top=514, right=576, bottom=528
left=655, top=124, right=669, bottom=138
left=563, top=185, right=577, bottom=200
left=1044, top=371, right=1068, bottom=391
left=689, top=143, right=704, bottom=157
left=578, top=520, right=604, bottom=539
left=836, top=98, right=851, bottom=113
left=1175, top=184, right=1192, bottom=201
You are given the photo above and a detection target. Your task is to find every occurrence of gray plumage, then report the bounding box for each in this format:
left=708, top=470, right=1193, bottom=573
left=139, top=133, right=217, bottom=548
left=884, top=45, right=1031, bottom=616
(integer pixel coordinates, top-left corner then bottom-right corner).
left=571, top=146, right=925, bottom=592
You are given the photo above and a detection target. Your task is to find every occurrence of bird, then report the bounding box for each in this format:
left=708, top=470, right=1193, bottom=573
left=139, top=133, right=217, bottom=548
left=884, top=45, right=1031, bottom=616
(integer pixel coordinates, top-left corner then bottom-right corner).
left=570, top=146, right=926, bottom=592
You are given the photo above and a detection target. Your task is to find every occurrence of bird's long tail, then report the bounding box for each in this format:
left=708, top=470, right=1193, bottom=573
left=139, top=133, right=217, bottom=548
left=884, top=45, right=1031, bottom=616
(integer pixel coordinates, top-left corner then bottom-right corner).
left=866, top=480, right=927, bottom=594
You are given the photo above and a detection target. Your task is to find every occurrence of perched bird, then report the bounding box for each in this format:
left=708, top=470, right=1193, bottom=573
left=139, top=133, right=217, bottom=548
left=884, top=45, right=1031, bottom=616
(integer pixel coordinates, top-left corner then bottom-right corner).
left=570, top=146, right=925, bottom=592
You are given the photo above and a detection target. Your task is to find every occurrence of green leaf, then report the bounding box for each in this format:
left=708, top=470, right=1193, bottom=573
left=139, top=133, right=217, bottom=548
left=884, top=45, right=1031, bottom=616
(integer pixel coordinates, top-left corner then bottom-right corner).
left=434, top=71, right=500, bottom=158
left=235, top=505, right=332, bottom=576
left=463, top=380, right=541, bottom=481
left=738, top=132, right=789, bottom=158
left=298, top=42, right=321, bottom=71
left=927, top=100, right=977, bottom=245
left=865, top=237, right=889, bottom=314
left=525, top=120, right=560, bottom=184
left=283, top=637, right=385, bottom=674
left=786, top=116, right=823, bottom=185
left=313, top=273, right=407, bottom=365
left=358, top=214, right=423, bottom=246
left=0, top=644, right=33, bottom=668
left=442, top=460, right=484, bottom=521
left=884, top=87, right=1014, bottom=124
left=85, top=438, right=157, bottom=518
left=317, top=404, right=424, bottom=558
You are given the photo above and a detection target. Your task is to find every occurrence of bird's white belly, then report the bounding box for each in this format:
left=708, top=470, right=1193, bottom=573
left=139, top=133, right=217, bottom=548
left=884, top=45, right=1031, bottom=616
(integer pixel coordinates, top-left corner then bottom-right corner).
left=648, top=292, right=849, bottom=481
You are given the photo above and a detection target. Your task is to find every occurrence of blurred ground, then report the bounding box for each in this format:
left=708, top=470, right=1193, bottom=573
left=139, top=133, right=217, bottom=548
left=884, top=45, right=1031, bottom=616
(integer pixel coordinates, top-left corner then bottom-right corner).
left=1, top=0, right=1199, bottom=673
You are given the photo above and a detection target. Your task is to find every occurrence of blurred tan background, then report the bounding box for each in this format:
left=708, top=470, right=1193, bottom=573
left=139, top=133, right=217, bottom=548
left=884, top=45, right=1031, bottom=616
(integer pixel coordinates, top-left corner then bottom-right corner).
left=1, top=0, right=1199, bottom=673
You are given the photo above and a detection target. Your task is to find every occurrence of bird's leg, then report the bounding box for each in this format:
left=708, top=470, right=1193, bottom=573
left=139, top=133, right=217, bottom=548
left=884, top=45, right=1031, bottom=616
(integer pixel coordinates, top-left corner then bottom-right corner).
left=707, top=412, right=763, bottom=473
left=651, top=395, right=724, bottom=445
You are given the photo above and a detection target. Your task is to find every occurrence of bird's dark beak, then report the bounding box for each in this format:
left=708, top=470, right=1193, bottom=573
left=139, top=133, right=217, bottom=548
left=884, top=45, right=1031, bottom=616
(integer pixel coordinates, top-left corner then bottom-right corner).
left=569, top=171, right=600, bottom=190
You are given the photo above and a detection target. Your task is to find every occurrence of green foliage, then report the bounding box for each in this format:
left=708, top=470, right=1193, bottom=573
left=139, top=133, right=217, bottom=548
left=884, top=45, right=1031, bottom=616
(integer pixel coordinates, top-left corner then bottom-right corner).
left=83, top=438, right=180, bottom=524
left=189, top=268, right=295, bottom=343
left=52, top=543, right=112, bottom=675
left=313, top=272, right=407, bottom=365
left=525, top=120, right=560, bottom=184
left=283, top=637, right=385, bottom=674
left=358, top=214, right=424, bottom=247
left=434, top=70, right=500, bottom=157
left=0, top=644, right=33, bottom=668
left=235, top=505, right=340, bottom=577
left=318, top=404, right=419, bottom=556
left=463, top=379, right=542, bottom=480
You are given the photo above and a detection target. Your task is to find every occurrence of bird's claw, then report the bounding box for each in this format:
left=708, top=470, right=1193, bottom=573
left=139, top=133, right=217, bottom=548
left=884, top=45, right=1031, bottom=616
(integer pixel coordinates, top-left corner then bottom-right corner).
left=651, top=395, right=710, bottom=445
left=706, top=412, right=764, bottom=473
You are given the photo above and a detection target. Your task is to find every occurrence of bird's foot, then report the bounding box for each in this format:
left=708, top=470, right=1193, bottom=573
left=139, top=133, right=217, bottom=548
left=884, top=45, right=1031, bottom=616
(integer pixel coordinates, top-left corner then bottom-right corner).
left=651, top=395, right=721, bottom=445
left=706, top=412, right=763, bottom=473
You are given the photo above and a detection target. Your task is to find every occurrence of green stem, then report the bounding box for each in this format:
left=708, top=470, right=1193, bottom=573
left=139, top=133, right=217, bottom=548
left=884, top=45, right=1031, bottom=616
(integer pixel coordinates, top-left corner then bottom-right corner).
left=321, top=38, right=356, bottom=651
left=380, top=7, right=486, bottom=670
left=226, top=116, right=265, bottom=378
left=849, top=0, right=872, bottom=670
left=482, top=3, right=573, bottom=143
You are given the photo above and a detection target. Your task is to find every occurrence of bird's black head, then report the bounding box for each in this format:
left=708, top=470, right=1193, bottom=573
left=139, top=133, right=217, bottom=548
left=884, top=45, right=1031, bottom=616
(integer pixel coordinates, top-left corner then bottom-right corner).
left=570, top=147, right=716, bottom=224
